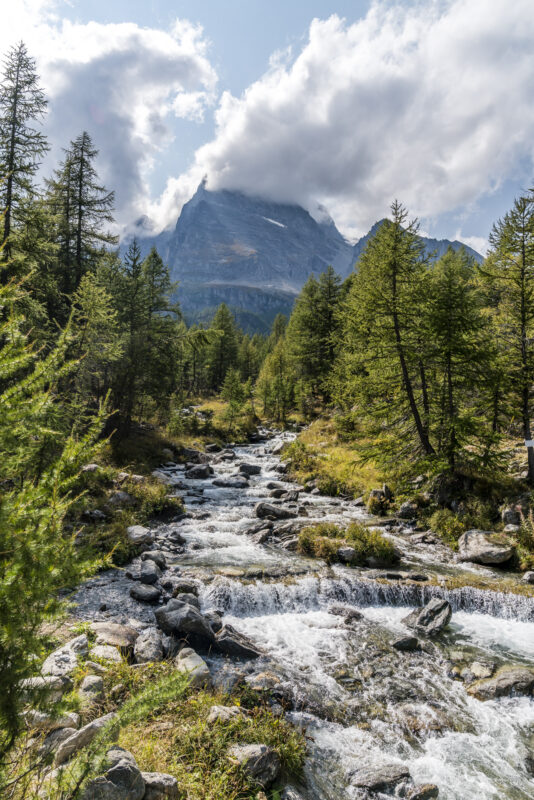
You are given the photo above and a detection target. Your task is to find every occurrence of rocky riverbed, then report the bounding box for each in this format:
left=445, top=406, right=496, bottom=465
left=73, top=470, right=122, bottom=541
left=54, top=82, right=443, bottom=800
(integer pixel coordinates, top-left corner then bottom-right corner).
left=62, top=429, right=534, bottom=799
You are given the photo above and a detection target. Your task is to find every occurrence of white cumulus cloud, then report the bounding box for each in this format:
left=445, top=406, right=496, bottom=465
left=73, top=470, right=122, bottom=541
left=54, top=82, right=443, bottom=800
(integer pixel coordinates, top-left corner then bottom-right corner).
left=149, top=0, right=534, bottom=239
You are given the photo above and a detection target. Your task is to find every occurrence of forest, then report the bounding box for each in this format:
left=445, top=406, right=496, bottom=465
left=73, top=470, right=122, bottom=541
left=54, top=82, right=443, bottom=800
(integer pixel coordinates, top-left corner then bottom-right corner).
left=2, top=41, right=534, bottom=800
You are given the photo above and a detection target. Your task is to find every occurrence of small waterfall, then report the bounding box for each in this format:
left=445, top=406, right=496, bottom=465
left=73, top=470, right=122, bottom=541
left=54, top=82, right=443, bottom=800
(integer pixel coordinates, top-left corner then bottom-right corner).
left=202, top=573, right=534, bottom=621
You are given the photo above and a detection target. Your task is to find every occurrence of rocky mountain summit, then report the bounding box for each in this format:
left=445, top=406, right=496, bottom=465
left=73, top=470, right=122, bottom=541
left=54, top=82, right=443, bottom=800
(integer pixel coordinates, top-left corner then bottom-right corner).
left=129, top=184, right=483, bottom=332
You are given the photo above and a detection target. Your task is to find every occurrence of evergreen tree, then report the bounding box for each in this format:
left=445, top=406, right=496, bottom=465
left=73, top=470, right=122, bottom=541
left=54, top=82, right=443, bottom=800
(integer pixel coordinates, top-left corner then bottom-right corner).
left=256, top=337, right=294, bottom=421
left=481, top=191, right=534, bottom=481
left=47, top=132, right=116, bottom=293
left=332, top=202, right=434, bottom=464
left=0, top=42, right=48, bottom=259
left=206, top=303, right=239, bottom=391
left=220, top=366, right=245, bottom=430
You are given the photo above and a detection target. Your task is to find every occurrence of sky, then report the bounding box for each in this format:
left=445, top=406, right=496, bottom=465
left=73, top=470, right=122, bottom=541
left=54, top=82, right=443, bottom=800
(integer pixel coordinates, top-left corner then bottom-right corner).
left=4, top=0, right=534, bottom=253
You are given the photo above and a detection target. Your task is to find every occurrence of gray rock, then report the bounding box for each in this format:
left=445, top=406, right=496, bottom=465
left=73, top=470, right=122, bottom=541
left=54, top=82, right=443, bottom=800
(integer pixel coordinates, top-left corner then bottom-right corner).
left=172, top=579, right=199, bottom=596
left=207, top=705, right=244, bottom=724
left=205, top=443, right=222, bottom=453
left=82, top=463, right=100, bottom=473
left=255, top=502, right=297, bottom=520
left=212, top=478, right=249, bottom=489
left=238, top=463, right=261, bottom=476
left=79, top=675, right=104, bottom=703
left=185, top=464, right=213, bottom=479
left=39, top=727, right=77, bottom=757
left=403, top=598, right=452, bottom=636
left=91, top=623, right=139, bottom=651
left=21, top=675, right=72, bottom=703
left=140, top=560, right=161, bottom=585
left=141, top=772, right=181, bottom=800
left=228, top=743, right=281, bottom=788
left=91, top=645, right=122, bottom=663
left=134, top=628, right=164, bottom=664
left=351, top=763, right=411, bottom=791
left=23, top=710, right=79, bottom=732
left=174, top=648, right=211, bottom=688
left=127, top=525, right=154, bottom=547
left=337, top=546, right=357, bottom=564
left=154, top=601, right=215, bottom=646
left=82, top=755, right=145, bottom=800
left=522, top=571, right=534, bottom=584
left=215, top=624, right=261, bottom=659
left=328, top=604, right=363, bottom=623
left=281, top=788, right=307, bottom=800
left=502, top=507, right=521, bottom=526
left=457, top=530, right=514, bottom=565
left=54, top=712, right=117, bottom=765
left=392, top=636, right=420, bottom=652
left=204, top=610, right=223, bottom=633
left=130, top=583, right=161, bottom=604
left=108, top=491, right=135, bottom=507
left=408, top=786, right=440, bottom=800
left=42, top=634, right=88, bottom=677
left=141, top=551, right=167, bottom=570
left=467, top=666, right=534, bottom=700
left=170, top=592, right=200, bottom=609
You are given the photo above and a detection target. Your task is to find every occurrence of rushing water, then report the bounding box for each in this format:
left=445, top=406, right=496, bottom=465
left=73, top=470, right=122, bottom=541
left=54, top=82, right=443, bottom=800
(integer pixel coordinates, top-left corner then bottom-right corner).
left=71, top=429, right=534, bottom=799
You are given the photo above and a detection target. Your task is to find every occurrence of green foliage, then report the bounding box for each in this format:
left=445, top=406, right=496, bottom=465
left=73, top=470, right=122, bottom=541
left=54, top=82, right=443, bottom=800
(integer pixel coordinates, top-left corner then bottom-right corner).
left=514, top=512, right=534, bottom=570
left=428, top=509, right=466, bottom=548
left=298, top=521, right=397, bottom=566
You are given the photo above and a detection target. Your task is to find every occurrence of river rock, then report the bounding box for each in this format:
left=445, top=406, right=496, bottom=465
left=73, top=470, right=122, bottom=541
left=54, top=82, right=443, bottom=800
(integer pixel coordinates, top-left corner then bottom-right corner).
left=171, top=592, right=200, bottom=609
left=392, top=635, right=420, bottom=651
left=54, top=712, right=117, bottom=765
left=91, top=622, right=139, bottom=651
left=467, top=666, right=534, bottom=700
left=207, top=705, right=245, bottom=724
left=204, top=610, right=223, bottom=633
left=141, top=551, right=167, bottom=570
left=91, top=644, right=122, bottom=663
left=154, top=600, right=215, bottom=646
left=42, top=634, right=88, bottom=677
left=79, top=675, right=104, bottom=703
left=239, top=463, right=261, bottom=476
left=457, top=530, right=514, bottom=565
left=215, top=624, right=261, bottom=659
left=130, top=583, right=161, bottom=604
left=141, top=771, right=181, bottom=800
left=350, top=763, right=411, bottom=791
left=522, top=571, right=534, bottom=584
left=337, top=546, right=357, bottom=564
left=127, top=525, right=153, bottom=547
left=134, top=628, right=164, bottom=663
left=181, top=447, right=209, bottom=464
left=255, top=502, right=297, bottom=520
left=408, top=785, right=439, bottom=799
left=205, top=443, right=222, bottom=453
left=402, top=598, right=452, bottom=636
left=281, top=788, right=307, bottom=800
left=172, top=579, right=199, bottom=596
left=174, top=647, right=211, bottom=687
left=329, top=604, right=363, bottom=623
left=140, top=559, right=162, bottom=585
left=228, top=743, right=281, bottom=788
left=185, top=464, right=213, bottom=479
left=212, top=478, right=249, bottom=489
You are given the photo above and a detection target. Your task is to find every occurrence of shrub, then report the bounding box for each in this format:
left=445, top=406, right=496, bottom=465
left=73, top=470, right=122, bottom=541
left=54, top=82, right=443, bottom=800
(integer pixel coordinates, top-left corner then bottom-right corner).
left=298, top=521, right=397, bottom=566
left=344, top=522, right=398, bottom=565
left=429, top=509, right=466, bottom=548
left=515, top=512, right=534, bottom=571
left=366, top=494, right=387, bottom=516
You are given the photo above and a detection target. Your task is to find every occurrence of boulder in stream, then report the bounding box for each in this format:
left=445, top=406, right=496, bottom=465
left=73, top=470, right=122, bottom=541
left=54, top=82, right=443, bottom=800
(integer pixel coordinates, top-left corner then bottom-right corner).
left=215, top=624, right=261, bottom=659
left=185, top=464, right=213, bottom=479
left=457, top=530, right=514, bottom=565
left=212, top=477, right=249, bottom=489
left=127, top=525, right=153, bottom=547
left=91, top=622, right=139, bottom=652
left=467, top=666, right=534, bottom=700
left=174, top=647, right=212, bottom=688
left=350, top=762, right=411, bottom=792
left=130, top=583, right=162, bottom=604
left=239, top=463, right=261, bottom=476
left=134, top=628, right=164, bottom=663
left=408, top=786, right=440, bottom=799
left=154, top=599, right=215, bottom=647
left=255, top=502, right=297, bottom=520
left=402, top=598, right=452, bottom=636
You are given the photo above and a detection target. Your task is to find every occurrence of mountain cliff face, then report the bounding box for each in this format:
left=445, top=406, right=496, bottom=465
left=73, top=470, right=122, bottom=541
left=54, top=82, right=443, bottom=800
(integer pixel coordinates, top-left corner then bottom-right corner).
left=131, top=185, right=482, bottom=333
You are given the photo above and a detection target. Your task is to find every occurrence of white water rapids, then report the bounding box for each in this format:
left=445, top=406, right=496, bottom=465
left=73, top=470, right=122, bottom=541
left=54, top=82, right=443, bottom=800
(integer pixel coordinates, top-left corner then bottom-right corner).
left=71, top=430, right=534, bottom=799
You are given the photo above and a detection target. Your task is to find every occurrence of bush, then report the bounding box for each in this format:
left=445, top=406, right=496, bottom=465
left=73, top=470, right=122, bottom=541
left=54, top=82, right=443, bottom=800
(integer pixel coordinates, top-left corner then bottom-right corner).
left=366, top=494, right=387, bottom=516
left=429, top=509, right=466, bottom=548
left=298, top=521, right=397, bottom=566
left=515, top=512, right=534, bottom=570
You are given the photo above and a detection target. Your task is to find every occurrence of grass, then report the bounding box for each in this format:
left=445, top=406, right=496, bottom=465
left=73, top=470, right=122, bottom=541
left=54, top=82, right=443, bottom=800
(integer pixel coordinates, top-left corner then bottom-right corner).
left=297, top=521, right=398, bottom=566
left=283, top=416, right=381, bottom=499
left=18, top=661, right=305, bottom=800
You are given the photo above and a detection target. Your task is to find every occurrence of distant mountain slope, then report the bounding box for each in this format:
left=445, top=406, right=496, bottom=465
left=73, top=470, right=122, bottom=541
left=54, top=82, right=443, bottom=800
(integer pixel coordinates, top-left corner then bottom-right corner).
left=128, top=185, right=483, bottom=331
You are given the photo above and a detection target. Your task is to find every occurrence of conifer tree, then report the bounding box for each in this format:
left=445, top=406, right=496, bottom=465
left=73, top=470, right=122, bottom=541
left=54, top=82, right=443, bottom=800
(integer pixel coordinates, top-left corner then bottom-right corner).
left=0, top=42, right=48, bottom=259
left=47, top=132, right=116, bottom=293
left=478, top=191, right=534, bottom=480
left=206, top=303, right=239, bottom=391
left=332, top=202, right=434, bottom=464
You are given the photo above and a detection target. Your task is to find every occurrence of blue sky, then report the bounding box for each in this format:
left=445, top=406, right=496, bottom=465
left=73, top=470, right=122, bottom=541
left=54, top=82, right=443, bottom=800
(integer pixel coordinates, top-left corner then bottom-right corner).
left=4, top=1, right=534, bottom=252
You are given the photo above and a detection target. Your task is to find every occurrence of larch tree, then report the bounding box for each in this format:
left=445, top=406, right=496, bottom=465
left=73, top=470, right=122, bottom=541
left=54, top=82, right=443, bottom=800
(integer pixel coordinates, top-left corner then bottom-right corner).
left=0, top=42, right=48, bottom=261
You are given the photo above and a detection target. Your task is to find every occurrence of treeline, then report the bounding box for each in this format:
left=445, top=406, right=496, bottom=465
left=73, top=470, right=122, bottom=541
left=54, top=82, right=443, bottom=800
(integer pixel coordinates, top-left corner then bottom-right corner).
left=257, top=197, right=534, bottom=481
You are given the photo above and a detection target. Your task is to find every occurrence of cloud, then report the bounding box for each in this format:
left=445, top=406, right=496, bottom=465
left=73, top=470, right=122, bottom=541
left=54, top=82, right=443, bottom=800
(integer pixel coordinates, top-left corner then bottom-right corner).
left=0, top=1, right=217, bottom=229
left=149, top=0, right=534, bottom=238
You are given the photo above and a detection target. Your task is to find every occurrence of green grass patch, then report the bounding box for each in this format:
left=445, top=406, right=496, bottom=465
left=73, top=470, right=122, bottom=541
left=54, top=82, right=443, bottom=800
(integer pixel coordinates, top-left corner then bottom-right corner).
left=298, top=521, right=397, bottom=566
